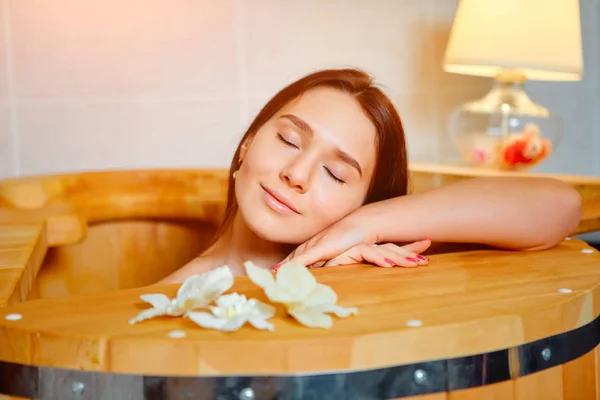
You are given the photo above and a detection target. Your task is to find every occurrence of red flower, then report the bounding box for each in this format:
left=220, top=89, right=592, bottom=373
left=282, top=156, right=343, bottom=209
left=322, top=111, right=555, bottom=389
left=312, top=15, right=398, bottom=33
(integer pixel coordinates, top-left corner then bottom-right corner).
left=503, top=140, right=529, bottom=165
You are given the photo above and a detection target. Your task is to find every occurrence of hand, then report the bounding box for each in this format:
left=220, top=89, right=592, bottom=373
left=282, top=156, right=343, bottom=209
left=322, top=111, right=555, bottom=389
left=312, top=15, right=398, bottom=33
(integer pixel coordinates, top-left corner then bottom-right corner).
left=275, top=211, right=431, bottom=269
left=277, top=215, right=376, bottom=269
left=322, top=241, right=431, bottom=268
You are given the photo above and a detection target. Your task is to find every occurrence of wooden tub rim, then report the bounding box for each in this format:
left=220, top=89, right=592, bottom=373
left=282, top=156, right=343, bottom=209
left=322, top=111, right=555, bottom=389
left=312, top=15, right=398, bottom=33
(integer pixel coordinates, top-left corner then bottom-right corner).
left=2, top=165, right=599, bottom=309
left=0, top=314, right=598, bottom=399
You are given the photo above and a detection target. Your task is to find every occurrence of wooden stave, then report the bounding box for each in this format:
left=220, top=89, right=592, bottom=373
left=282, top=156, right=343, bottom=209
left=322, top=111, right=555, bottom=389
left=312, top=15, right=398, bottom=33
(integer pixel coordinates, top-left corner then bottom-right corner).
left=1, top=238, right=599, bottom=374
left=0, top=315, right=598, bottom=399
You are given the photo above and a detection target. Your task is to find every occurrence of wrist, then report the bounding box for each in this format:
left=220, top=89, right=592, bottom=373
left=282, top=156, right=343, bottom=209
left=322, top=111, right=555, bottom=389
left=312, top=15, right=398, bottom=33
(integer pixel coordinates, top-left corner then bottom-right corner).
left=352, top=196, right=431, bottom=244
left=349, top=204, right=380, bottom=244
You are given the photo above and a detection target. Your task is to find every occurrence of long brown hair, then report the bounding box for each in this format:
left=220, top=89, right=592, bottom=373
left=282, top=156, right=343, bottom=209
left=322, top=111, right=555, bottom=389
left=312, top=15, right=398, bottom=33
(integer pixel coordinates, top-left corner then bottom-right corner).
left=211, top=68, right=408, bottom=243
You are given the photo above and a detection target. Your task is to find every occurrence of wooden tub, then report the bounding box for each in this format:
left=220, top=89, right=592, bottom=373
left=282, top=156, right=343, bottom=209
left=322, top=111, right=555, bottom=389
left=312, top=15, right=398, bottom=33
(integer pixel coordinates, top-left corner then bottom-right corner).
left=0, top=165, right=599, bottom=400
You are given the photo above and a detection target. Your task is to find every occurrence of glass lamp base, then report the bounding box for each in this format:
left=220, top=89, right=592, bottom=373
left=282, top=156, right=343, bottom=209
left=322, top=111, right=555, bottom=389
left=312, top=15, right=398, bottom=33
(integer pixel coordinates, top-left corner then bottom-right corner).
left=448, top=71, right=562, bottom=171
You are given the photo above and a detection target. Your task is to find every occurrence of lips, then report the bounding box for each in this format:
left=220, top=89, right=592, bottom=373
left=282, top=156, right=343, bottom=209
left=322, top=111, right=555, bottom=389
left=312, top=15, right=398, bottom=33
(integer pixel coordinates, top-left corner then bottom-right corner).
left=261, top=185, right=300, bottom=215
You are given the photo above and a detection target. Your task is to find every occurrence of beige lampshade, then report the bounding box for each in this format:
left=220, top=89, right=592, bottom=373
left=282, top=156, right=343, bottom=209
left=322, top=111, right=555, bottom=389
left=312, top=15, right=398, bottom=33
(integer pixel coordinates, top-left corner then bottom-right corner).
left=443, top=0, right=583, bottom=81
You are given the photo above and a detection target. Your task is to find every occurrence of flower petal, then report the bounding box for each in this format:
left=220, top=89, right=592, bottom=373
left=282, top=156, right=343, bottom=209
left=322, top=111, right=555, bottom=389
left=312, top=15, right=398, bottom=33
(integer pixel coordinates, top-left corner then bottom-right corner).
left=249, top=316, right=275, bottom=331
left=186, top=311, right=223, bottom=329
left=298, top=285, right=358, bottom=319
left=177, top=266, right=234, bottom=310
left=187, top=312, right=247, bottom=332
left=201, top=266, right=234, bottom=296
left=254, top=301, right=276, bottom=319
left=209, top=293, right=248, bottom=318
left=302, top=284, right=337, bottom=308
left=244, top=261, right=276, bottom=291
left=208, top=305, right=228, bottom=318
left=216, top=293, right=246, bottom=308
left=272, top=262, right=317, bottom=303
left=177, top=265, right=233, bottom=298
left=176, top=274, right=203, bottom=298
left=139, top=293, right=171, bottom=310
left=129, top=307, right=167, bottom=325
left=217, top=315, right=249, bottom=332
left=288, top=309, right=333, bottom=329
left=322, top=304, right=358, bottom=318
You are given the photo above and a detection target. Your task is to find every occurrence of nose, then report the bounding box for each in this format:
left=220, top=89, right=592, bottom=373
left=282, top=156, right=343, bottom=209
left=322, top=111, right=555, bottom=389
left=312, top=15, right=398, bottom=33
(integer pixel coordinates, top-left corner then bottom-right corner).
left=280, top=157, right=311, bottom=193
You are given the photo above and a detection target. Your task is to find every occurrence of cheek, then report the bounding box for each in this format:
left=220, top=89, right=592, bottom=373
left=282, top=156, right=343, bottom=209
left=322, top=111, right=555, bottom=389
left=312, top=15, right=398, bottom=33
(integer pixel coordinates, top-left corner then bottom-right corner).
left=235, top=137, right=285, bottom=210
left=242, top=138, right=283, bottom=177
left=310, top=186, right=363, bottom=225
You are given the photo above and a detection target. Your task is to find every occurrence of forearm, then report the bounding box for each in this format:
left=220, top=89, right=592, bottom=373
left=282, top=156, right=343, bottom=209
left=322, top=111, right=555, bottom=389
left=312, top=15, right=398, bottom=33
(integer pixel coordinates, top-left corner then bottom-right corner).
left=359, top=176, right=582, bottom=251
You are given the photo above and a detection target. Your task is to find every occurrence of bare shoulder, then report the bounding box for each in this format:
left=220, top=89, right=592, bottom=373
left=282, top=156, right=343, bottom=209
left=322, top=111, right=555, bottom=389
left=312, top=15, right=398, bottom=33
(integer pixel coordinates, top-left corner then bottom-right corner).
left=156, top=256, right=220, bottom=285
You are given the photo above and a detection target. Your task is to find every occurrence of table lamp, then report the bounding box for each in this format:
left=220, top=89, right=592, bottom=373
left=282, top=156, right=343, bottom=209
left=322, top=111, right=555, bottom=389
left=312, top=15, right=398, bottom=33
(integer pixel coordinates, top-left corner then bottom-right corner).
left=443, top=0, right=583, bottom=170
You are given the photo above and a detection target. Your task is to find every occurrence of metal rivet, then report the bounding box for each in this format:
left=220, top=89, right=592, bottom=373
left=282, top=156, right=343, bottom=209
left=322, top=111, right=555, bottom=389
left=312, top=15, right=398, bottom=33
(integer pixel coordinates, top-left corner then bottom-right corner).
left=239, top=387, right=255, bottom=400
left=71, top=381, right=85, bottom=395
left=582, top=249, right=594, bottom=254
left=413, top=369, right=428, bottom=384
left=541, top=348, right=552, bottom=361
left=558, top=288, right=572, bottom=293
left=406, top=319, right=423, bottom=327
left=4, top=313, right=22, bottom=321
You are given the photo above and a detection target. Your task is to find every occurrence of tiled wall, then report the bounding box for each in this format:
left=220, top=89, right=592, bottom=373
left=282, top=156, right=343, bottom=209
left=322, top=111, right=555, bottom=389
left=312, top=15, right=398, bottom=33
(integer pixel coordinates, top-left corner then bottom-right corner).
left=0, top=0, right=598, bottom=179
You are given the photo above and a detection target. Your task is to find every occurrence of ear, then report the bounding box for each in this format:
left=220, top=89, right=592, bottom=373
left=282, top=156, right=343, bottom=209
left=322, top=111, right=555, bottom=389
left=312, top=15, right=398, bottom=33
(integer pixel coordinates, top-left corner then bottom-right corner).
left=238, top=136, right=254, bottom=164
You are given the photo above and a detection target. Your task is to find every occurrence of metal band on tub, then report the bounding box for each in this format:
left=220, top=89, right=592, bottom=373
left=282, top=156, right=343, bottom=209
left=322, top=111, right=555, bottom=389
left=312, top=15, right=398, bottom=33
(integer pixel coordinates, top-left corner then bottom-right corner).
left=0, top=315, right=598, bottom=399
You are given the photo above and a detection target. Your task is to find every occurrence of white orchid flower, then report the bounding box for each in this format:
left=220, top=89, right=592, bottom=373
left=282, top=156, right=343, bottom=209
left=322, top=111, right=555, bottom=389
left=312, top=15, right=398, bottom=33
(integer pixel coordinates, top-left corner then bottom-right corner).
left=129, top=265, right=234, bottom=325
left=244, top=261, right=358, bottom=328
left=186, top=293, right=276, bottom=332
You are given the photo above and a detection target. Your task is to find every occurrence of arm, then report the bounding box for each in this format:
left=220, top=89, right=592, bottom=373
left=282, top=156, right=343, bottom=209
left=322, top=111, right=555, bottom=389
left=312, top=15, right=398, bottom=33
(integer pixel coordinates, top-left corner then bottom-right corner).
left=359, top=176, right=582, bottom=251
left=281, top=176, right=582, bottom=268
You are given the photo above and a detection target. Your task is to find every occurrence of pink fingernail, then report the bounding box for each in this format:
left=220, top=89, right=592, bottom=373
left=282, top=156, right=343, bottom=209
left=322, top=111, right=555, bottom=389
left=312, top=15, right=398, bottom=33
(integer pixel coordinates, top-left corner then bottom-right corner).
left=406, top=257, right=419, bottom=262
left=416, top=255, right=429, bottom=261
left=384, top=258, right=396, bottom=266
left=272, top=263, right=281, bottom=272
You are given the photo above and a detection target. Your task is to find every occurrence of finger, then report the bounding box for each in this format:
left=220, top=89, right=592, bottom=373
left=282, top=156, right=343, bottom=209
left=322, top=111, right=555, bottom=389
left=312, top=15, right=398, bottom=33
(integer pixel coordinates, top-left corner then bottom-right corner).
left=277, top=252, right=294, bottom=268
left=286, top=247, right=325, bottom=269
left=323, top=246, right=364, bottom=267
left=275, top=242, right=308, bottom=270
left=326, top=243, right=426, bottom=269
left=377, top=246, right=419, bottom=268
left=357, top=245, right=402, bottom=268
left=307, top=260, right=327, bottom=269
left=400, top=239, right=432, bottom=254
left=287, top=241, right=344, bottom=269
left=324, top=255, right=357, bottom=267
left=378, top=243, right=429, bottom=267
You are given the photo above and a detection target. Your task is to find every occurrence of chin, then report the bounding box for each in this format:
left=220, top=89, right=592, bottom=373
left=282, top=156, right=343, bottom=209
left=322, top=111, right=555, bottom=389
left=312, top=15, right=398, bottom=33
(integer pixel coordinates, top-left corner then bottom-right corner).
left=236, top=199, right=309, bottom=244
left=244, top=208, right=308, bottom=244
left=236, top=180, right=313, bottom=244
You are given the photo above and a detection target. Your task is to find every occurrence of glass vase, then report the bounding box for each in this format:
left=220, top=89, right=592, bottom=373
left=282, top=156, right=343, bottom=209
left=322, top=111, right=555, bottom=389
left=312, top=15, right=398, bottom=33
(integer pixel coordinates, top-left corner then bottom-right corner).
left=448, top=72, right=562, bottom=171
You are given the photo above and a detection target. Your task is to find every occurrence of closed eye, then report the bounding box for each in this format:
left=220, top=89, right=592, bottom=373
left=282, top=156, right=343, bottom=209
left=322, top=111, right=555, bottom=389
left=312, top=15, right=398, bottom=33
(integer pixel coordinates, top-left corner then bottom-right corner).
left=325, top=168, right=345, bottom=185
left=277, top=132, right=344, bottom=184
left=276, top=133, right=298, bottom=149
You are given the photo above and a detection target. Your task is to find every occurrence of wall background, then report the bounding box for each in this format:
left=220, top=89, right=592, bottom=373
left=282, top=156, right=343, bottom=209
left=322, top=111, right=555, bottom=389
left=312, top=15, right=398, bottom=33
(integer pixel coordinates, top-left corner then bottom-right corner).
left=1, top=0, right=598, bottom=179
left=0, top=0, right=598, bottom=241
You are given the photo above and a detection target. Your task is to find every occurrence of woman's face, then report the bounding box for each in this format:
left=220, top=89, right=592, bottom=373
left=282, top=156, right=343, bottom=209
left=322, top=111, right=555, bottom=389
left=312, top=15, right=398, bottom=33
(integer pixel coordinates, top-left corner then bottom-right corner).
left=235, top=87, right=378, bottom=244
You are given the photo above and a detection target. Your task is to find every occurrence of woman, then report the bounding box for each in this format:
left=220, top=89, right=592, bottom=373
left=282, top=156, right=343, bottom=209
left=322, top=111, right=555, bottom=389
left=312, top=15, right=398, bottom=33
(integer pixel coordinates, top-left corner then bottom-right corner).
left=160, top=68, right=582, bottom=283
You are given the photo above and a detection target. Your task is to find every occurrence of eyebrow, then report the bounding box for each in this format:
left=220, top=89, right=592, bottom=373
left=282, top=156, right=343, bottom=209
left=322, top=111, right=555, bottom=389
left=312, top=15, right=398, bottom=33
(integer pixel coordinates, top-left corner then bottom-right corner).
left=279, top=114, right=363, bottom=177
